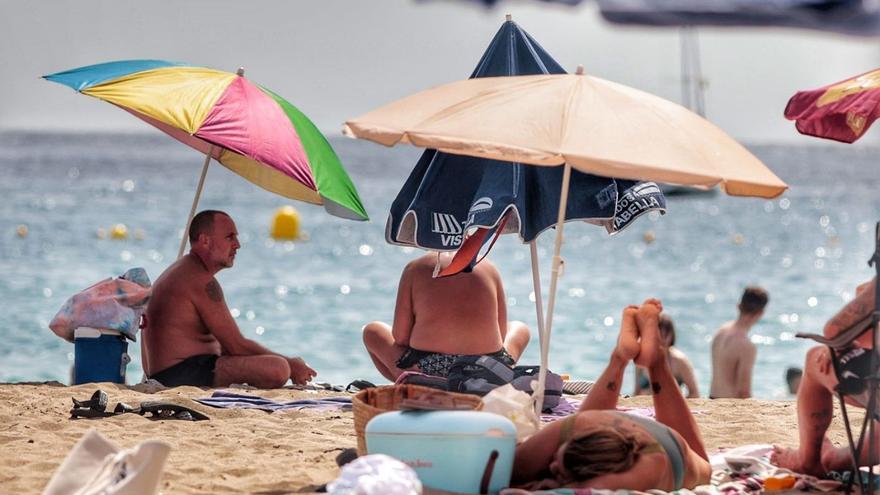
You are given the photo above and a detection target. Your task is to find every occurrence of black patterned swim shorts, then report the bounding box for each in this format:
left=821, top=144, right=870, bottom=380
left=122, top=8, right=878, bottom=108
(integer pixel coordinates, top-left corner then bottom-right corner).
left=396, top=347, right=515, bottom=377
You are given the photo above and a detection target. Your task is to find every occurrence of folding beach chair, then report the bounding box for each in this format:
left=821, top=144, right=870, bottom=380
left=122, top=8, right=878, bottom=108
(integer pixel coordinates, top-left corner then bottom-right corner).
left=796, top=222, right=880, bottom=495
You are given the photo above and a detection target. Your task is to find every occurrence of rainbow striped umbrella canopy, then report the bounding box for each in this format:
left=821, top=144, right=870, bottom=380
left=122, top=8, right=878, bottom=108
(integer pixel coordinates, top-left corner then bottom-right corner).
left=44, top=59, right=369, bottom=231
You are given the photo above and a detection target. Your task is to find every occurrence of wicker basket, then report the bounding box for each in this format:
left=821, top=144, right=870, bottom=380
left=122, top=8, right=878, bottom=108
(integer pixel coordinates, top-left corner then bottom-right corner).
left=352, top=384, right=483, bottom=455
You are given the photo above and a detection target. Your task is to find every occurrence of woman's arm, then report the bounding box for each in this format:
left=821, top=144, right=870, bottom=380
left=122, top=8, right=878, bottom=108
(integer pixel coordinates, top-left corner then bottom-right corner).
left=512, top=417, right=567, bottom=484
left=670, top=351, right=700, bottom=398
left=569, top=455, right=665, bottom=491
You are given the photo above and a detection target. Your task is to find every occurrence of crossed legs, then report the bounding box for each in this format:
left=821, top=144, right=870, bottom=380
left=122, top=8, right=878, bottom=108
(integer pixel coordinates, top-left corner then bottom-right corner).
left=361, top=320, right=531, bottom=381
left=214, top=355, right=291, bottom=389
left=579, top=299, right=707, bottom=460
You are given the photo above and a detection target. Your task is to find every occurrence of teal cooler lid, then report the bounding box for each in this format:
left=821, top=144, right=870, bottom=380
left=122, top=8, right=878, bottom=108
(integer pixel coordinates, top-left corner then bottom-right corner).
left=366, top=410, right=516, bottom=437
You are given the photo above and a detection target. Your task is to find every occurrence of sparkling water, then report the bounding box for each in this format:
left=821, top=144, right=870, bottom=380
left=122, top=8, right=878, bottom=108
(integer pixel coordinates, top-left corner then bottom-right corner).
left=1, top=132, right=878, bottom=399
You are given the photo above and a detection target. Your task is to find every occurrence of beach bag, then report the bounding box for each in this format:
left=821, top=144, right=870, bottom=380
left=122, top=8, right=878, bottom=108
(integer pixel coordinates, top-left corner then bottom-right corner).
left=511, top=365, right=564, bottom=410
left=42, top=429, right=170, bottom=495
left=446, top=355, right=515, bottom=396
left=395, top=371, right=449, bottom=391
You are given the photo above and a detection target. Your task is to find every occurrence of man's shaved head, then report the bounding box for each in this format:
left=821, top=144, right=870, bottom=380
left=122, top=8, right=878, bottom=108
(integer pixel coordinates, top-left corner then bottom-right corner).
left=189, top=210, right=230, bottom=244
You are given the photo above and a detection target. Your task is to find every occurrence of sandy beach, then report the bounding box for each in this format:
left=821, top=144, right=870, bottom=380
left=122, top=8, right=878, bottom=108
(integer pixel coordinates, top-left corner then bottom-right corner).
left=0, top=382, right=863, bottom=494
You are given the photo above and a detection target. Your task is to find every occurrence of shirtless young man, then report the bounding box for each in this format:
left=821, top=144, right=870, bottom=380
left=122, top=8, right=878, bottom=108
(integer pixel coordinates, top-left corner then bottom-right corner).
left=362, top=253, right=530, bottom=381
left=512, top=300, right=711, bottom=491
left=709, top=287, right=769, bottom=399
left=771, top=278, right=878, bottom=476
left=142, top=210, right=316, bottom=388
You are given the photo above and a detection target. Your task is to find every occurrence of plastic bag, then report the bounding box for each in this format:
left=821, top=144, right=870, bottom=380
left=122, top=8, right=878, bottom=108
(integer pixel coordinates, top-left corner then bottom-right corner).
left=49, top=268, right=151, bottom=342
left=481, top=384, right=540, bottom=442
left=327, top=454, right=422, bottom=495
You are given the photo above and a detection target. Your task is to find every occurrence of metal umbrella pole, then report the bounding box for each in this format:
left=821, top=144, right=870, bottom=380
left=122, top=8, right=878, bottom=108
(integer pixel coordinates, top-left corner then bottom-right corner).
left=177, top=145, right=215, bottom=259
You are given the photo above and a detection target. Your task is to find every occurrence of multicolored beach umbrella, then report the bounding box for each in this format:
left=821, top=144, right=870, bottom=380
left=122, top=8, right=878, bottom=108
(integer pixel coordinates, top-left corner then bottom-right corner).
left=44, top=59, right=368, bottom=256
left=785, top=68, right=880, bottom=143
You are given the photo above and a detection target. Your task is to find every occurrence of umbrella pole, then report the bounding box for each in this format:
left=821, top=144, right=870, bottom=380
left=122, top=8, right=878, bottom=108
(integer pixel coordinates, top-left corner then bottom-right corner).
left=177, top=146, right=214, bottom=259
left=529, top=240, right=548, bottom=415
left=534, top=161, right=573, bottom=416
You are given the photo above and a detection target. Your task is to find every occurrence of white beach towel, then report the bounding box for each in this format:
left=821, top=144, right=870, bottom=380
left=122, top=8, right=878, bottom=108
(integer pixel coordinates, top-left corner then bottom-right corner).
left=42, top=429, right=170, bottom=495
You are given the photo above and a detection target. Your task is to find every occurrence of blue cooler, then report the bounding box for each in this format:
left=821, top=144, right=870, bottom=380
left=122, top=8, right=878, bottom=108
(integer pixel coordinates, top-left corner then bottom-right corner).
left=73, top=328, right=130, bottom=384
left=365, top=410, right=516, bottom=494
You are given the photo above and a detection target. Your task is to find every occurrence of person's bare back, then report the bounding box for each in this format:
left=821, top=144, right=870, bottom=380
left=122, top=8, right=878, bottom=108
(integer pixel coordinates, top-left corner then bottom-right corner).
left=709, top=287, right=768, bottom=399
left=709, top=322, right=757, bottom=398
left=362, top=252, right=530, bottom=380
left=406, top=254, right=504, bottom=354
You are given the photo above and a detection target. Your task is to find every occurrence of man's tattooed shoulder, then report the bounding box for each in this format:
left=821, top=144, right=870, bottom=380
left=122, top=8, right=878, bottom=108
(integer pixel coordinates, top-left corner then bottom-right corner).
left=205, top=280, right=223, bottom=302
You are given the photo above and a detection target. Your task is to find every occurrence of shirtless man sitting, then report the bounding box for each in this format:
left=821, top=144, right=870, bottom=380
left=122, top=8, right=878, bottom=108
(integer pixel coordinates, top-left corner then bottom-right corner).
left=362, top=253, right=530, bottom=380
left=709, top=286, right=769, bottom=399
left=142, top=210, right=316, bottom=388
left=771, top=278, right=878, bottom=476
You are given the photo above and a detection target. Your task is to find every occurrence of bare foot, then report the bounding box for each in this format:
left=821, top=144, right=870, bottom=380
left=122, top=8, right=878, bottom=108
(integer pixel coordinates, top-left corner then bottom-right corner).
left=634, top=299, right=664, bottom=368
left=613, top=305, right=640, bottom=363
left=770, top=445, right=825, bottom=477
left=820, top=441, right=856, bottom=473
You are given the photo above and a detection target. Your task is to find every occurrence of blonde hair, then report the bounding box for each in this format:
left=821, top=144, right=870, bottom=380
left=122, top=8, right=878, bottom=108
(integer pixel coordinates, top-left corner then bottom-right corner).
left=562, top=426, right=646, bottom=481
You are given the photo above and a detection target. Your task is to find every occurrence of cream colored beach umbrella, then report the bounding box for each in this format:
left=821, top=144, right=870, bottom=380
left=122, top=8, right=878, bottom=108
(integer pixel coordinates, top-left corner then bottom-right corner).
left=344, top=67, right=788, bottom=410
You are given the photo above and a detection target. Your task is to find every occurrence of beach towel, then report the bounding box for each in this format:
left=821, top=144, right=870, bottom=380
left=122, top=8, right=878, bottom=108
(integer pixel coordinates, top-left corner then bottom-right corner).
left=195, top=390, right=352, bottom=412
left=49, top=267, right=151, bottom=342
left=539, top=399, right=658, bottom=423
left=42, top=429, right=170, bottom=495
left=499, top=444, right=845, bottom=495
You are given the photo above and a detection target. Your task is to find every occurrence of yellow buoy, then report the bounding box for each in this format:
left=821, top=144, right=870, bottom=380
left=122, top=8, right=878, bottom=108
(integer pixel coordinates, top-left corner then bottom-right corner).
left=271, top=206, right=300, bottom=240
left=110, top=223, right=128, bottom=240
left=643, top=230, right=656, bottom=244
left=15, top=225, right=28, bottom=238
left=733, top=233, right=745, bottom=245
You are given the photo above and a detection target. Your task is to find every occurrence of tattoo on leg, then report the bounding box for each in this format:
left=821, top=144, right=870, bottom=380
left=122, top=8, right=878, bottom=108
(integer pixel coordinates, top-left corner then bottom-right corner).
left=606, top=381, right=617, bottom=392
left=652, top=382, right=661, bottom=394
left=205, top=280, right=223, bottom=302
left=810, top=409, right=832, bottom=422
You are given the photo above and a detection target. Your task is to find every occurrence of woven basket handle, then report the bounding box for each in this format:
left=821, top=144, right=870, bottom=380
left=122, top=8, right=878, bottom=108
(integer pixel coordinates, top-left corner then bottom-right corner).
left=399, top=390, right=476, bottom=411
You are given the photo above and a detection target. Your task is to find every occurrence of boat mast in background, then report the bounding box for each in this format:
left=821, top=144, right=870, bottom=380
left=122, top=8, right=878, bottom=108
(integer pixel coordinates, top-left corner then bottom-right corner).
left=680, top=26, right=706, bottom=118
left=663, top=26, right=718, bottom=197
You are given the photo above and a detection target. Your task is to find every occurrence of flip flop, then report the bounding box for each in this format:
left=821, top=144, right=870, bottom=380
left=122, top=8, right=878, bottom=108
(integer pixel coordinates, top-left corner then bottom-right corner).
left=71, top=389, right=108, bottom=411
left=70, top=390, right=209, bottom=421
left=70, top=390, right=117, bottom=419
left=345, top=380, right=376, bottom=393
left=137, top=401, right=209, bottom=421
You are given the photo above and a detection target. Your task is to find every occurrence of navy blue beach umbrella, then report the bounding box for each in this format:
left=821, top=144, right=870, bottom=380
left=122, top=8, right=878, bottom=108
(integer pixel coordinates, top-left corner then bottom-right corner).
left=385, top=16, right=667, bottom=407
left=387, top=17, right=666, bottom=254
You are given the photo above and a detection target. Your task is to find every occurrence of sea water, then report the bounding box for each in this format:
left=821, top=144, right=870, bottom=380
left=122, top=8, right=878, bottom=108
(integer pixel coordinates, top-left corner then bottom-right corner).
left=1, top=132, right=878, bottom=399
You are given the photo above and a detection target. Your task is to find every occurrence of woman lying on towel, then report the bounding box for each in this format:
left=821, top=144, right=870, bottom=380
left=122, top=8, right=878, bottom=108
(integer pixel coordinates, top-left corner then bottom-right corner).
left=512, top=299, right=712, bottom=491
